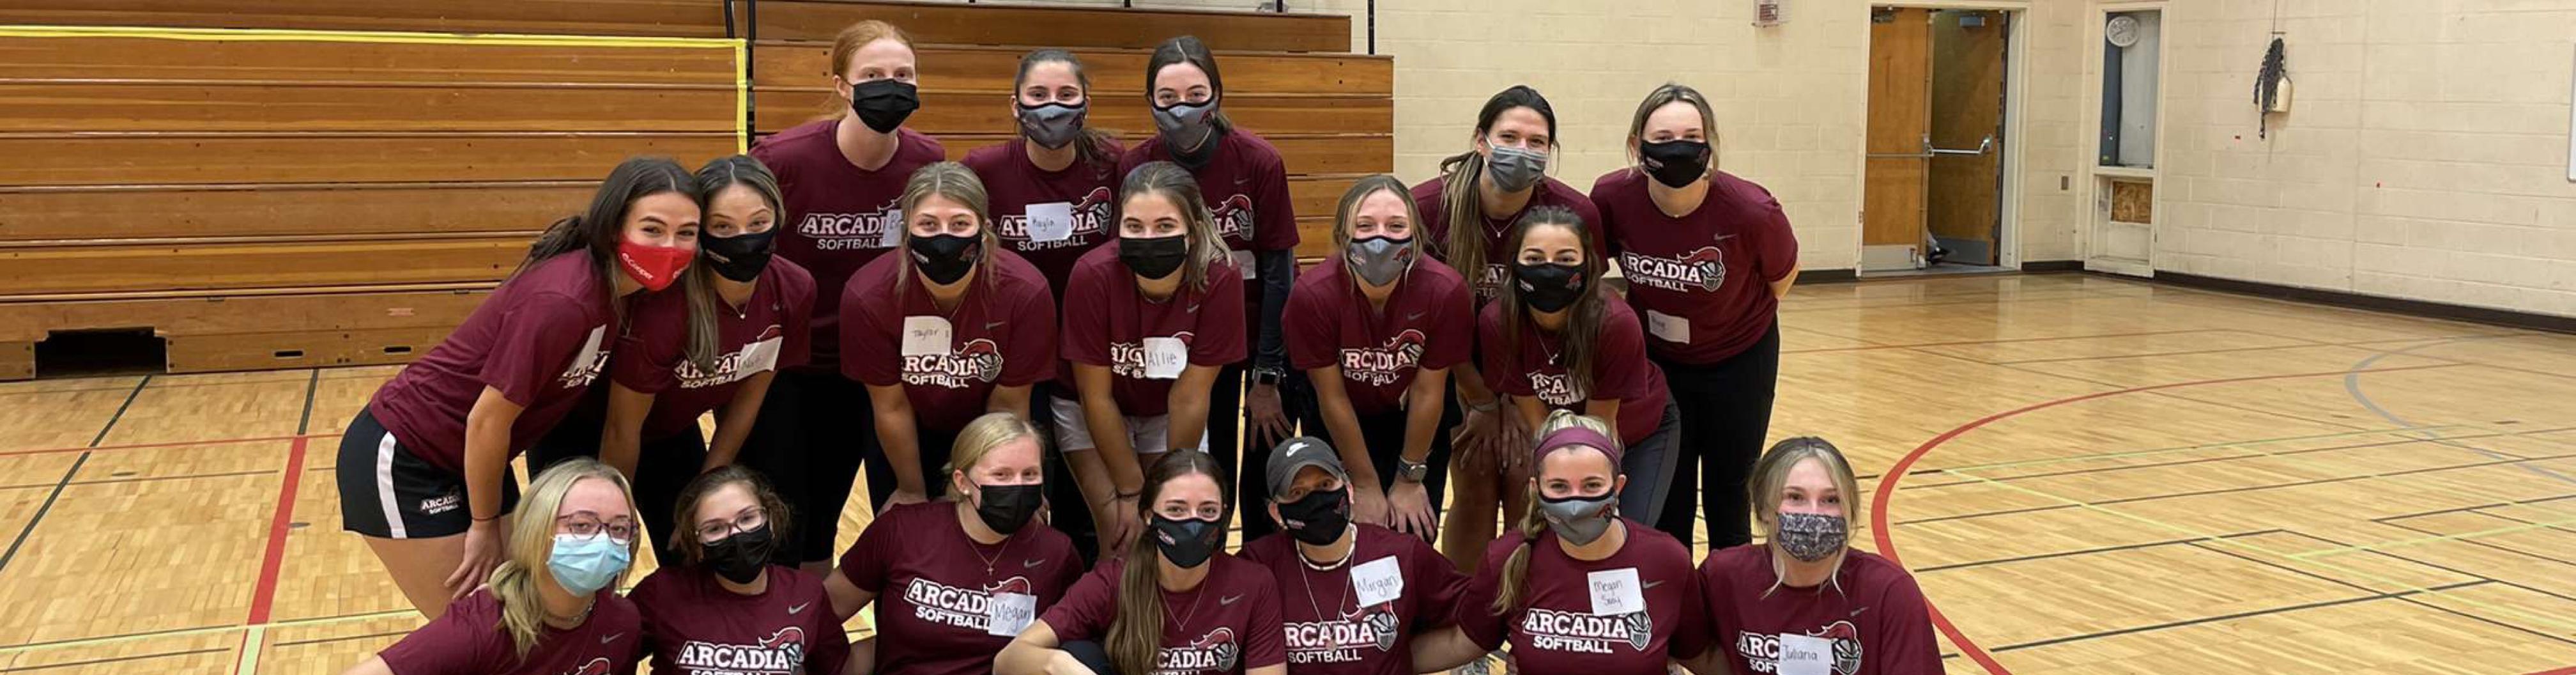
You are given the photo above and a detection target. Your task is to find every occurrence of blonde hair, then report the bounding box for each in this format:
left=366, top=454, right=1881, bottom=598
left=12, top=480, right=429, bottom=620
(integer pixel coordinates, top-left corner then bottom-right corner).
left=893, top=162, right=1000, bottom=297
left=1625, top=83, right=1721, bottom=173
left=1749, top=437, right=1862, bottom=597
left=944, top=412, right=1045, bottom=493
left=1329, top=175, right=1420, bottom=253
left=824, top=20, right=917, bottom=117
left=489, top=458, right=639, bottom=657
left=1491, top=410, right=1618, bottom=614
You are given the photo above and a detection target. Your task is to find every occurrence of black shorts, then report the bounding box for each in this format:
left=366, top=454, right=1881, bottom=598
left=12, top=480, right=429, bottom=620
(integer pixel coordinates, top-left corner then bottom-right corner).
left=336, top=407, right=521, bottom=539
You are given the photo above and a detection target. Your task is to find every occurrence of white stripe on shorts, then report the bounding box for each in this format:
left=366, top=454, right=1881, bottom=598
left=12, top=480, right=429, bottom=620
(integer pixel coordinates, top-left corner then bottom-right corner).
left=374, top=431, right=407, bottom=538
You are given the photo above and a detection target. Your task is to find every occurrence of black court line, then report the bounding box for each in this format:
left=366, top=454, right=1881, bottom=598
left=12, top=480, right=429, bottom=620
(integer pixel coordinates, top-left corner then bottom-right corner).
left=2283, top=529, right=2576, bottom=606
left=271, top=629, right=411, bottom=649
left=2379, top=518, right=2576, bottom=568
left=1991, top=580, right=2488, bottom=653
left=1902, top=427, right=2567, bottom=491
left=2474, top=509, right=2576, bottom=537
left=1897, top=449, right=2576, bottom=526
left=0, top=646, right=233, bottom=673
left=88, top=376, right=149, bottom=447
left=297, top=368, right=320, bottom=435
left=64, top=469, right=277, bottom=487
left=2181, top=540, right=2576, bottom=648
left=0, top=452, right=86, bottom=575
left=2371, top=493, right=2576, bottom=524
left=1912, top=529, right=2286, bottom=574
left=0, top=622, right=234, bottom=653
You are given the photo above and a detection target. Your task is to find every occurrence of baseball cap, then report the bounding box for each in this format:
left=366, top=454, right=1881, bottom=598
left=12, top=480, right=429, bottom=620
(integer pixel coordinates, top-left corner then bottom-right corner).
left=1263, top=436, right=1349, bottom=499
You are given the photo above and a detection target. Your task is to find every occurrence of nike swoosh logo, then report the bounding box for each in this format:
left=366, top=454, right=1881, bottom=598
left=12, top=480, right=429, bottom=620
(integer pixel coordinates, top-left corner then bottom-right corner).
left=1850, top=605, right=1871, bottom=617
left=1024, top=558, right=1046, bottom=569
left=1641, top=580, right=1665, bottom=590
left=601, top=633, right=624, bottom=644
left=1714, top=234, right=1740, bottom=242
left=1220, top=594, right=1243, bottom=606
left=788, top=602, right=810, bottom=615
left=986, top=321, right=1008, bottom=330
left=1186, top=304, right=1202, bottom=313
left=1404, top=311, right=1425, bottom=321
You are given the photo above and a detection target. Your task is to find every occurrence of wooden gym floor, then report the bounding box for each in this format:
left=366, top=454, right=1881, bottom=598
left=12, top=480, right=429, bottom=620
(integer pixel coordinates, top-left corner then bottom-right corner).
left=1, top=273, right=2571, bottom=674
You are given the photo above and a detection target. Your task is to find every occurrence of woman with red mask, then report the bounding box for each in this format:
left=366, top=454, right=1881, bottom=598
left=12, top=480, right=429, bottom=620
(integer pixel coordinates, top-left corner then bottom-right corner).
left=1119, top=36, right=1305, bottom=542
left=744, top=19, right=946, bottom=573
left=334, top=157, right=700, bottom=619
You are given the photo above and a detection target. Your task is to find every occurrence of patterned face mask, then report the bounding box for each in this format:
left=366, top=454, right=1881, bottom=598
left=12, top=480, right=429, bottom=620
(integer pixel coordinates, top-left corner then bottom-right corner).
left=1773, top=511, right=1848, bottom=562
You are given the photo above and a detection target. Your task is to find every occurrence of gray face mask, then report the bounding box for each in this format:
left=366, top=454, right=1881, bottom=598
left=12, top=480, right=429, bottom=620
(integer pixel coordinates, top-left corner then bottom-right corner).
left=1345, top=235, right=1417, bottom=287
left=1774, top=512, right=1849, bottom=562
left=1537, top=493, right=1617, bottom=545
left=1016, top=102, right=1087, bottom=150
left=1153, top=102, right=1218, bottom=152
left=1485, top=145, right=1549, bottom=193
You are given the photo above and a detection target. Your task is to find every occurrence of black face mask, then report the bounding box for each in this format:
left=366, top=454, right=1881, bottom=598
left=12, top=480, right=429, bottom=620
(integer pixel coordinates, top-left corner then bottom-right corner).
left=1275, top=488, right=1351, bottom=547
left=1119, top=235, right=1190, bottom=281
left=908, top=233, right=982, bottom=285
left=973, top=483, right=1045, bottom=535
left=1637, top=139, right=1712, bottom=189
left=848, top=79, right=919, bottom=134
left=1149, top=516, right=1222, bottom=569
left=1513, top=262, right=1586, bottom=313
left=702, top=524, right=776, bottom=586
left=698, top=229, right=778, bottom=283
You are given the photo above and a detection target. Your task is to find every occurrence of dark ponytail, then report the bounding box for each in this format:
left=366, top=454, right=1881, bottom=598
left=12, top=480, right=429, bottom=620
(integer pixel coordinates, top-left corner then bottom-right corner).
left=1494, top=206, right=1608, bottom=397
left=1436, top=86, right=1558, bottom=284
left=683, top=155, right=784, bottom=374
left=1014, top=48, right=1121, bottom=178
left=516, top=157, right=700, bottom=316
left=1108, top=451, right=1232, bottom=675
left=1145, top=36, right=1232, bottom=136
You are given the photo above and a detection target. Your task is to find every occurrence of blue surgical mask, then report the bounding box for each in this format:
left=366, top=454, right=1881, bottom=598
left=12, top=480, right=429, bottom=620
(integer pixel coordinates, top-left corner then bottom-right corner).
left=548, top=532, right=631, bottom=595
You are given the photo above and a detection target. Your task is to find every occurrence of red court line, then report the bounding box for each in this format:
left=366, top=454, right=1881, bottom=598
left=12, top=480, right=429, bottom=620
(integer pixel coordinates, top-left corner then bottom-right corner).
left=1868, top=362, right=2461, bottom=675
left=247, top=436, right=309, bottom=626
left=0, top=432, right=339, bottom=458
left=2524, top=667, right=2576, bottom=675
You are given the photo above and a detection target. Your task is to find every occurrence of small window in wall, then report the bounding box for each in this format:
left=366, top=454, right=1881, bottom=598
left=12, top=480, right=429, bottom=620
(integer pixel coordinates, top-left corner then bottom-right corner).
left=2099, top=10, right=2160, bottom=168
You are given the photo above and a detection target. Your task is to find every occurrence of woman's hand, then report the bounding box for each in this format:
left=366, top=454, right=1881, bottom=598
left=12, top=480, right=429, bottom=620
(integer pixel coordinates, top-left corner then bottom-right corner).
left=1385, top=479, right=1437, bottom=541
left=446, top=517, right=509, bottom=598
left=1245, top=383, right=1294, bottom=447
left=1351, top=483, right=1391, bottom=527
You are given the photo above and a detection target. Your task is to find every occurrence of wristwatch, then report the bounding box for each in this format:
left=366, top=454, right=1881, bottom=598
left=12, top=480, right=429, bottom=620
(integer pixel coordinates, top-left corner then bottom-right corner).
left=1396, top=458, right=1431, bottom=483
left=1251, top=366, right=1287, bottom=387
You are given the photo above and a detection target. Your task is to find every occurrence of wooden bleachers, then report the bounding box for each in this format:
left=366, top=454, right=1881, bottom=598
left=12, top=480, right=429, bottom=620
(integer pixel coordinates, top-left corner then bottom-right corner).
left=0, top=0, right=1392, bottom=380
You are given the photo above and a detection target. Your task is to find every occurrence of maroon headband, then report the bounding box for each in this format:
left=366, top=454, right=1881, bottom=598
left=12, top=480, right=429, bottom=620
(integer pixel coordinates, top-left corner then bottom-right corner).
left=1533, top=426, right=1623, bottom=467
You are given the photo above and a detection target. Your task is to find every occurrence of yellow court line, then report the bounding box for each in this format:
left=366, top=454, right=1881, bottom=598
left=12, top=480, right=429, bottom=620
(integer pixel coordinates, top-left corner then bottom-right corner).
left=1929, top=465, right=2576, bottom=632
left=0, top=25, right=737, bottom=49
left=0, top=24, right=752, bottom=151
left=230, top=626, right=265, bottom=675
left=2288, top=516, right=2576, bottom=561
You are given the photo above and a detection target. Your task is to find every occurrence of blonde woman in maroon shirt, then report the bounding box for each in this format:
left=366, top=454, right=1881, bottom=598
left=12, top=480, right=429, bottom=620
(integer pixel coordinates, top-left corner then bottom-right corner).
left=1689, top=438, right=1939, bottom=675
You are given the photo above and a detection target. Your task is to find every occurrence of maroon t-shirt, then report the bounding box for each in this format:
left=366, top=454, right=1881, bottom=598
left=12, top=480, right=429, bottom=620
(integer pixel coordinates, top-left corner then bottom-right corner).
left=1057, top=245, right=1248, bottom=417
left=1121, top=130, right=1300, bottom=349
left=1699, top=546, right=1941, bottom=675
left=1238, top=525, right=1469, bottom=675
left=611, top=259, right=815, bottom=438
left=750, top=120, right=946, bottom=369
left=841, top=250, right=1058, bottom=432
left=1475, top=298, right=1669, bottom=446
left=839, top=501, right=1084, bottom=675
left=1453, top=522, right=1708, bottom=675
left=377, top=587, right=643, bottom=675
left=1409, top=176, right=1603, bottom=306
left=962, top=139, right=1124, bottom=299
left=369, top=252, right=616, bottom=472
left=1590, top=169, right=1797, bottom=364
left=631, top=564, right=850, bottom=675
left=1284, top=259, right=1476, bottom=416
left=1039, top=554, right=1289, bottom=675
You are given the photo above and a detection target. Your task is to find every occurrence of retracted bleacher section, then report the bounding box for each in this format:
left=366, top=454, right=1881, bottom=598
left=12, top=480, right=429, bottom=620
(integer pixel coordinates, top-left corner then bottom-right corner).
left=0, top=0, right=1392, bottom=380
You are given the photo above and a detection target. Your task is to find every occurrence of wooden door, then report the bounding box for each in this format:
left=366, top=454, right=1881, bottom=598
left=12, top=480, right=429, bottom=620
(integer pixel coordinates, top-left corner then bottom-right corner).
left=1928, top=10, right=2007, bottom=265
left=1863, top=8, right=1931, bottom=252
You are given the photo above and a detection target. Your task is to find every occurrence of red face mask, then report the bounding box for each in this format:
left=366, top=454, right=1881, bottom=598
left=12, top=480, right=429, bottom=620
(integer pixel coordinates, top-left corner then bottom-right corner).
left=615, top=239, right=693, bottom=291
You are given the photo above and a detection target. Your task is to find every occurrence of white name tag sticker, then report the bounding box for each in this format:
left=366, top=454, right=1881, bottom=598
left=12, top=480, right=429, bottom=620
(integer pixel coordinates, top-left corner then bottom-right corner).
left=735, top=336, right=785, bottom=376
left=1644, top=309, right=1690, bottom=344
left=877, top=222, right=907, bottom=249
left=1351, top=556, right=1405, bottom=608
left=900, top=316, right=953, bottom=357
left=1230, top=249, right=1257, bottom=279
left=1141, top=336, right=1188, bottom=380
left=1775, top=633, right=1833, bottom=675
left=1026, top=202, right=1075, bottom=243
left=986, top=592, right=1038, bottom=637
left=1586, top=568, right=1644, bottom=616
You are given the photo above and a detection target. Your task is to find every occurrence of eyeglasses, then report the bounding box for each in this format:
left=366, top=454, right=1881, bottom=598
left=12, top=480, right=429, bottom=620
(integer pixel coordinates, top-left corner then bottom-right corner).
left=557, top=513, right=637, bottom=542
left=696, top=507, right=769, bottom=544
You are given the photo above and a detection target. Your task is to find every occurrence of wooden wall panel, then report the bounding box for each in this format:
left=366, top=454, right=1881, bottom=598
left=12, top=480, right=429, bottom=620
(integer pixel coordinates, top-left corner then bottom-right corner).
left=740, top=1, right=1349, bottom=52
left=1, top=238, right=527, bottom=296
left=759, top=91, right=1392, bottom=138
left=0, top=1, right=728, bottom=38
left=0, top=183, right=586, bottom=242
left=0, top=84, right=737, bottom=133
left=0, top=134, right=737, bottom=186
left=0, top=38, right=735, bottom=84
left=756, top=44, right=1394, bottom=97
